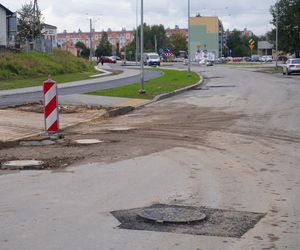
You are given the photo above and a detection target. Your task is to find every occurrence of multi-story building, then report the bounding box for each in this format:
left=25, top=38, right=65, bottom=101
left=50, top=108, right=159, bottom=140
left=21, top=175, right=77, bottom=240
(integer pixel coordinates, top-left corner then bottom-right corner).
left=57, top=29, right=135, bottom=55
left=57, top=26, right=188, bottom=56
left=0, top=4, right=17, bottom=48
left=189, top=16, right=224, bottom=60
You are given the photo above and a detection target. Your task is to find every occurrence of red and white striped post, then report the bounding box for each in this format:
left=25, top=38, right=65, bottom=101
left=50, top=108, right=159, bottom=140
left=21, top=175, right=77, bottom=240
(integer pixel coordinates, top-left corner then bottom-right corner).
left=43, top=77, right=59, bottom=133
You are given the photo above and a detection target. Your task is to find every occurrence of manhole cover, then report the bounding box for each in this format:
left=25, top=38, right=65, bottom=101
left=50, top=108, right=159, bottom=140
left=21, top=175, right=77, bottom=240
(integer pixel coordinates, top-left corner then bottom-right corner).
left=138, top=207, right=206, bottom=223
left=111, top=204, right=266, bottom=238
left=19, top=140, right=55, bottom=146
left=1, top=160, right=45, bottom=170
left=108, top=127, right=136, bottom=132
left=74, top=139, right=104, bottom=144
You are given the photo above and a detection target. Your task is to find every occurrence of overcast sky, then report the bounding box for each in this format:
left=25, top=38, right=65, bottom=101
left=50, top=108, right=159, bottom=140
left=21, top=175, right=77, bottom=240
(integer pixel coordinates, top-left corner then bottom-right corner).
left=2, top=0, right=276, bottom=35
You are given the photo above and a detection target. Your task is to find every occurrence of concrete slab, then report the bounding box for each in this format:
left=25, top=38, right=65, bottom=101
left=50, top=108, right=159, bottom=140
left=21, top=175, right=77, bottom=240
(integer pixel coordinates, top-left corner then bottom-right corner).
left=0, top=108, right=106, bottom=142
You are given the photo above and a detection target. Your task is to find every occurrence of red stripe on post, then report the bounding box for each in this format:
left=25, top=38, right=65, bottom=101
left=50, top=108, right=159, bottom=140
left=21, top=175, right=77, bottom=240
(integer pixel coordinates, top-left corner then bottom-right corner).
left=43, top=81, right=55, bottom=94
left=45, top=96, right=57, bottom=118
left=47, top=120, right=58, bottom=133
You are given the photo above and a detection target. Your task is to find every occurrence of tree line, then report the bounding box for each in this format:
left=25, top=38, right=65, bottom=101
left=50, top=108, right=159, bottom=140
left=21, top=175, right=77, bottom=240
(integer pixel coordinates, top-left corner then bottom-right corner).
left=16, top=0, right=300, bottom=58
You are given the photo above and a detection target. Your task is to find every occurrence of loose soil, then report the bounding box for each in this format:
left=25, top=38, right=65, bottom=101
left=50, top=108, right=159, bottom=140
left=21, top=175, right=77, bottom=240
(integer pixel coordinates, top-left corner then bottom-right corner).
left=0, top=101, right=243, bottom=171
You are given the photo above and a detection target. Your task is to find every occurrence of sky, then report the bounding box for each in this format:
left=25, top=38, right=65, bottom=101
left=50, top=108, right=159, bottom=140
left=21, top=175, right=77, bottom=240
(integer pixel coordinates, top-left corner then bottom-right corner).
left=2, top=0, right=276, bottom=35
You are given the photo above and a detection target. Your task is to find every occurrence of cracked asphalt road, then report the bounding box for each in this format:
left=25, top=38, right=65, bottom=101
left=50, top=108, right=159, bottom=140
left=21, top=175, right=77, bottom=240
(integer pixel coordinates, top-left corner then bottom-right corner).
left=0, top=65, right=300, bottom=250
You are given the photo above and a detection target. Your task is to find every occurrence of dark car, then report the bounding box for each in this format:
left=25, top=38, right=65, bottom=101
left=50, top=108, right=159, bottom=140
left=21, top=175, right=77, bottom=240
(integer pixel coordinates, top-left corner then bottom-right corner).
left=103, top=56, right=116, bottom=63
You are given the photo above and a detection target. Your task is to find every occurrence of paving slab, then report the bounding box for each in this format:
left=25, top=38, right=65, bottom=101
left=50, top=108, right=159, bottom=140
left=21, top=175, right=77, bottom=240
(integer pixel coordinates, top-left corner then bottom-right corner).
left=0, top=108, right=106, bottom=142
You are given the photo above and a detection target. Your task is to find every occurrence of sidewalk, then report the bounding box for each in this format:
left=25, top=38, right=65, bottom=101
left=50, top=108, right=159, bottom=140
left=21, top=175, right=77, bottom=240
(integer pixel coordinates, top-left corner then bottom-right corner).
left=0, top=65, right=140, bottom=97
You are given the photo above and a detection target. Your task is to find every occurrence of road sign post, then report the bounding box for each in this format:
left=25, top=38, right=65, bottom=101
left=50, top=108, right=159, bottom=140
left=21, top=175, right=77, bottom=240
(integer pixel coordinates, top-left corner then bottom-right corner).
left=248, top=39, right=255, bottom=56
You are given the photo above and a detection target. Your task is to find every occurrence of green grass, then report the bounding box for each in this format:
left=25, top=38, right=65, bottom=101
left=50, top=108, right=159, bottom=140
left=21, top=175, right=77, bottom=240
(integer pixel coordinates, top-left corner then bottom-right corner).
left=0, top=70, right=100, bottom=90
left=88, top=69, right=201, bottom=100
left=0, top=49, right=97, bottom=89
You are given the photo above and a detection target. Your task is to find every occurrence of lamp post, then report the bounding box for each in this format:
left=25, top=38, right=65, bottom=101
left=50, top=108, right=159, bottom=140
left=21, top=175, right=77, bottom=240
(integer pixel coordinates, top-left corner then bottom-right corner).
left=275, top=1, right=279, bottom=67
left=122, top=28, right=127, bottom=64
left=136, top=0, right=139, bottom=65
left=89, top=18, right=93, bottom=59
left=188, top=0, right=191, bottom=76
left=140, top=0, right=145, bottom=93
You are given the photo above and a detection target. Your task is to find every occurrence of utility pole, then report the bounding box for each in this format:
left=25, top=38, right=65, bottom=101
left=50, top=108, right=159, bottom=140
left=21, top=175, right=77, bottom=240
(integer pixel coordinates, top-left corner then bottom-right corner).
left=275, top=1, right=279, bottom=68
left=123, top=28, right=127, bottom=64
left=136, top=0, right=139, bottom=65
left=32, top=0, right=38, bottom=50
left=154, top=35, right=157, bottom=53
left=89, top=18, right=93, bottom=59
left=140, top=0, right=145, bottom=94
left=187, top=0, right=191, bottom=76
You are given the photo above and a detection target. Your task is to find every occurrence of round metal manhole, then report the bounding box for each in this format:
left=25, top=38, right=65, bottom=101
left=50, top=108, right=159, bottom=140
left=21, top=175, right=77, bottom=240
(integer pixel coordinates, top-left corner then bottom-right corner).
left=137, top=207, right=206, bottom=224
left=1, top=160, right=45, bottom=170
left=74, top=139, right=104, bottom=144
left=108, top=127, right=136, bottom=132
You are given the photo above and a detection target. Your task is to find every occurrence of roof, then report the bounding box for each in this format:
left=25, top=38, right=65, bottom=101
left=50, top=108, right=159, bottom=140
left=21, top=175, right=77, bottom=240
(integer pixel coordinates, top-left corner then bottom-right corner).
left=258, top=41, right=274, bottom=50
left=0, top=4, right=13, bottom=15
left=43, top=23, right=57, bottom=30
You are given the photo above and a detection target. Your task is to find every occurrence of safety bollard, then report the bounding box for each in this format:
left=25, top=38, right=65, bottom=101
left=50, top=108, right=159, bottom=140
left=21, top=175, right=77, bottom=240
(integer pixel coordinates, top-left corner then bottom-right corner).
left=43, top=77, right=59, bottom=134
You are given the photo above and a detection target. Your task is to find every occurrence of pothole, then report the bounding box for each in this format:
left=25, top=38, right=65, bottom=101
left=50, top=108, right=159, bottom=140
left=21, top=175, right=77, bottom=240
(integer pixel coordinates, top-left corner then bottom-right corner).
left=19, top=140, right=56, bottom=146
left=111, top=204, right=266, bottom=238
left=74, top=139, right=104, bottom=144
left=108, top=127, right=136, bottom=132
left=1, top=160, right=45, bottom=170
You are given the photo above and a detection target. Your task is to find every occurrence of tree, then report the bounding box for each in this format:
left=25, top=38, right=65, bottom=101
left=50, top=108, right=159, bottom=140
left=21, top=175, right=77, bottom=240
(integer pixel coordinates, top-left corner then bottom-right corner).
left=270, top=0, right=300, bottom=57
left=75, top=41, right=89, bottom=58
left=17, top=1, right=44, bottom=43
left=166, top=32, right=187, bottom=56
left=95, top=32, right=112, bottom=57
left=126, top=23, right=168, bottom=55
left=226, top=30, right=258, bottom=57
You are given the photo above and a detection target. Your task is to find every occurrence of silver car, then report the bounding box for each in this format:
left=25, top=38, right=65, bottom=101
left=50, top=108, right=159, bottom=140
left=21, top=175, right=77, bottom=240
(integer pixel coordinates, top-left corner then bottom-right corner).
left=283, top=58, right=300, bottom=75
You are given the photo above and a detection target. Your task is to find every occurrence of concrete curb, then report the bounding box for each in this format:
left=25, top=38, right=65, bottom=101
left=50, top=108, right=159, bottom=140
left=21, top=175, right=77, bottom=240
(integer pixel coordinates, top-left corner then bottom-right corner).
left=134, top=72, right=204, bottom=110
left=90, top=65, right=113, bottom=77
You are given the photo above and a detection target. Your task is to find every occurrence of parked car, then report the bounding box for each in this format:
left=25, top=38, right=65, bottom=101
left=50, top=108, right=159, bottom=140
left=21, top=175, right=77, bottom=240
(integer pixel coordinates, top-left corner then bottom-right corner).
left=110, top=56, right=120, bottom=61
left=103, top=56, right=116, bottom=63
left=251, top=54, right=260, bottom=62
left=282, top=58, right=300, bottom=75
left=261, top=55, right=273, bottom=62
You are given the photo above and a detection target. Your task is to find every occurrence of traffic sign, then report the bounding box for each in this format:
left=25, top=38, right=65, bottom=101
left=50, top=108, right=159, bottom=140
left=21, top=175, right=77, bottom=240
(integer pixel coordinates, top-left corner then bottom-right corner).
left=248, top=39, right=255, bottom=50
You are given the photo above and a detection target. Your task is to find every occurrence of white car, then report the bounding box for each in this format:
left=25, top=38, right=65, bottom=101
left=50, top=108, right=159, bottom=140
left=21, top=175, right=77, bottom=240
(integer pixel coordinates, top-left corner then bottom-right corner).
left=282, top=58, right=300, bottom=75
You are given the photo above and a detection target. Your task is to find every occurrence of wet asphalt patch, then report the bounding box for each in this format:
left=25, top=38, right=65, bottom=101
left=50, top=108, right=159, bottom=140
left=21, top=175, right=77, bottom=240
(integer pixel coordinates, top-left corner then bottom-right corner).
left=111, top=204, right=265, bottom=238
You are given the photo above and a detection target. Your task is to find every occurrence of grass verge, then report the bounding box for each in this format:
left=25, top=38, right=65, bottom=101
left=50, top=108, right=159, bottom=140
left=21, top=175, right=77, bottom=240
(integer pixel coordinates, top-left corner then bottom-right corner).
left=0, top=70, right=101, bottom=90
left=87, top=69, right=201, bottom=100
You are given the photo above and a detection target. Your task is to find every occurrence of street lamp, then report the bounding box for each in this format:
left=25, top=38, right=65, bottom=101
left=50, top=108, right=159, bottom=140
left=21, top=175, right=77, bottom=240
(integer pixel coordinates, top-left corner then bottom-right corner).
left=140, top=0, right=145, bottom=94
left=275, top=1, right=279, bottom=67
left=187, top=0, right=191, bottom=76
left=122, top=28, right=127, bottom=64
left=136, top=0, right=139, bottom=65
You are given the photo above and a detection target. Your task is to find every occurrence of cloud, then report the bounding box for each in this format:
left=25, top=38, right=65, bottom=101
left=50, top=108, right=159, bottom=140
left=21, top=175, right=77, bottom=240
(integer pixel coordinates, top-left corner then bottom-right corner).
left=1, top=0, right=276, bottom=35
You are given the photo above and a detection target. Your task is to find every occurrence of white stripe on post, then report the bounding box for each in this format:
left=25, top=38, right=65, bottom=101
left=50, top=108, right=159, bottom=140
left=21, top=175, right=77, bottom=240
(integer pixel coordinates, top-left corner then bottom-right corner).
left=46, top=109, right=58, bottom=131
left=44, top=84, right=57, bottom=105
left=43, top=78, right=59, bottom=133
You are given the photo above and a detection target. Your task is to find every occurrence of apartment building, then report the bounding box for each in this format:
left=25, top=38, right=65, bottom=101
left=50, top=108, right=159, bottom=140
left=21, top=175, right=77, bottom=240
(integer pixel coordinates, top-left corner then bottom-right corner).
left=0, top=4, right=17, bottom=48
left=57, top=26, right=188, bottom=55
left=189, top=16, right=224, bottom=60
left=57, top=29, right=135, bottom=54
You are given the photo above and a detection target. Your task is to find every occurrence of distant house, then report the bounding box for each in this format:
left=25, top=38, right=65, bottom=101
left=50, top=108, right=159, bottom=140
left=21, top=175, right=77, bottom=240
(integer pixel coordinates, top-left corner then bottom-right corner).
left=42, top=23, right=58, bottom=52
left=258, top=41, right=273, bottom=56
left=0, top=4, right=17, bottom=48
